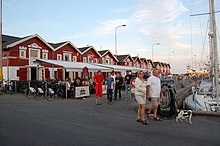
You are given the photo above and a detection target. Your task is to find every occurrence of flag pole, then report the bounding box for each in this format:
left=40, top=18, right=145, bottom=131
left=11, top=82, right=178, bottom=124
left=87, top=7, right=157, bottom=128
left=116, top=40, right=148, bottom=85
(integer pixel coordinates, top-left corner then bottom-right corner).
left=0, top=0, right=3, bottom=81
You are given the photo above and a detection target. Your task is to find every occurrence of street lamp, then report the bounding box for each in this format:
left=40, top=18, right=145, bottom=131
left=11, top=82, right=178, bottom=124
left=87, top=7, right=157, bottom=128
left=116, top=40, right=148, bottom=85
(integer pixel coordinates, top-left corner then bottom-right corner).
left=152, top=42, right=160, bottom=61
left=3, top=53, right=9, bottom=82
left=115, top=24, right=126, bottom=58
left=169, top=51, right=175, bottom=64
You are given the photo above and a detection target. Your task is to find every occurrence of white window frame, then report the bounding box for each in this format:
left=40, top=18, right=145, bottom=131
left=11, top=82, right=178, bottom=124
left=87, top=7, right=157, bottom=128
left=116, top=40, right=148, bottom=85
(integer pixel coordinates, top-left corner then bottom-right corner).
left=63, top=53, right=71, bottom=61
left=111, top=59, right=114, bottom=65
left=94, top=59, right=98, bottom=63
left=42, top=52, right=48, bottom=59
left=42, top=49, right=48, bottom=59
left=83, top=57, right=87, bottom=63
left=57, top=54, right=62, bottom=61
left=19, top=46, right=27, bottom=59
left=73, top=56, right=77, bottom=62
left=87, top=54, right=93, bottom=63
left=105, top=59, right=109, bottom=64
left=19, top=50, right=26, bottom=59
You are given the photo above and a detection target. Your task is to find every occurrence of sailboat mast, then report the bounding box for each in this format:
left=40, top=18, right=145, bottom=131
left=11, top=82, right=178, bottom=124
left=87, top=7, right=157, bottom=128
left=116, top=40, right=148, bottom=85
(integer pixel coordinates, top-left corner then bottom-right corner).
left=209, top=0, right=219, bottom=107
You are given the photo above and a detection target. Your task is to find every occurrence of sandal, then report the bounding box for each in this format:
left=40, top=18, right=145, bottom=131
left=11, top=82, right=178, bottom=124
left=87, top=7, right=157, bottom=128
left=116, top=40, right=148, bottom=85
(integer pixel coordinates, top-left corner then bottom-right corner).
left=136, top=119, right=142, bottom=122
left=141, top=120, right=149, bottom=125
left=147, top=111, right=151, bottom=119
left=153, top=117, right=161, bottom=121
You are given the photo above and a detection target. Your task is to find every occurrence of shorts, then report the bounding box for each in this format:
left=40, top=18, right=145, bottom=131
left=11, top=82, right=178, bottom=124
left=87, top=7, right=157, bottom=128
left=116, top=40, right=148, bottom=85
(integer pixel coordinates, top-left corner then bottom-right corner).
left=135, top=95, right=146, bottom=105
left=95, top=85, right=103, bottom=97
left=151, top=97, right=160, bottom=107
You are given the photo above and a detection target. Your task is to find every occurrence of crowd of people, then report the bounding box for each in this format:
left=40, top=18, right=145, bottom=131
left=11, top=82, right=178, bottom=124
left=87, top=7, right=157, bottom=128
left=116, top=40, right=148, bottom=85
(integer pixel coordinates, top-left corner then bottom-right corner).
left=93, top=69, right=164, bottom=126
left=93, top=70, right=133, bottom=105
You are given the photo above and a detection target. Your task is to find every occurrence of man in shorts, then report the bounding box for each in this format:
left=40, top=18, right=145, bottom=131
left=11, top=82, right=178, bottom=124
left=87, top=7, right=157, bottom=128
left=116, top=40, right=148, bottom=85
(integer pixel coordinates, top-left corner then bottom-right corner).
left=146, top=68, right=163, bottom=121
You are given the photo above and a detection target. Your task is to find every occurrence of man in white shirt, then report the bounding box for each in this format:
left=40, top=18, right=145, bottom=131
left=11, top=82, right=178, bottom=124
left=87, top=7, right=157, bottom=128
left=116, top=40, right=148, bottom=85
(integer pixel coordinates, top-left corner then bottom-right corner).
left=146, top=68, right=163, bottom=121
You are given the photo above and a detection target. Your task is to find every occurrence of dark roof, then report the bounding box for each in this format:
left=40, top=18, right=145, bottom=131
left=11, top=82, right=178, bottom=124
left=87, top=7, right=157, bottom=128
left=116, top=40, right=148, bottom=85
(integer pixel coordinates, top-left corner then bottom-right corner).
left=78, top=46, right=90, bottom=53
left=98, top=50, right=108, bottom=56
left=140, top=58, right=146, bottom=61
left=153, top=62, right=161, bottom=67
left=2, top=34, right=24, bottom=49
left=132, top=57, right=137, bottom=61
left=115, top=54, right=130, bottom=62
left=49, top=42, right=67, bottom=48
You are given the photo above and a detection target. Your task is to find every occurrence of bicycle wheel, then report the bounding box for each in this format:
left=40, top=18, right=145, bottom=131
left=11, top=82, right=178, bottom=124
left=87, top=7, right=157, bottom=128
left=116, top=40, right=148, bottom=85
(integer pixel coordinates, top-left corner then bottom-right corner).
left=46, top=93, right=55, bottom=101
left=56, top=91, right=64, bottom=99
left=25, top=89, right=32, bottom=99
left=34, top=93, right=44, bottom=100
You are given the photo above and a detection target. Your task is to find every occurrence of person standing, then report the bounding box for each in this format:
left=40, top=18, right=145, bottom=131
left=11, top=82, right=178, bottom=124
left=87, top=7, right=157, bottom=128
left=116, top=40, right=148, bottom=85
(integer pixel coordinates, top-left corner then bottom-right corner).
left=135, top=71, right=148, bottom=125
left=105, top=72, right=114, bottom=104
left=94, top=70, right=104, bottom=105
left=123, top=70, right=133, bottom=101
left=66, top=78, right=71, bottom=98
left=114, top=72, right=123, bottom=100
left=146, top=68, right=163, bottom=121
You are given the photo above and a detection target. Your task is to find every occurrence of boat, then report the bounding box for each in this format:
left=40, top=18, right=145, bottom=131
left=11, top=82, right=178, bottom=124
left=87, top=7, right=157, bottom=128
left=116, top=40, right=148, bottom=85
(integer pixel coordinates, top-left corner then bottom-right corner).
left=185, top=83, right=218, bottom=111
left=185, top=0, right=220, bottom=112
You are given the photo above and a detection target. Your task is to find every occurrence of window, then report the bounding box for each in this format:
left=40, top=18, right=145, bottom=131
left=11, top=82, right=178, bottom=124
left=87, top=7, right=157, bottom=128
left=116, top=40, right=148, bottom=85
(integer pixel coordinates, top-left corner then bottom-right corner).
left=63, top=53, right=71, bottom=61
left=30, top=50, right=38, bottom=57
left=102, top=58, right=105, bottom=64
left=57, top=54, right=62, bottom=60
left=94, top=59, right=98, bottom=63
left=19, top=50, right=26, bottom=58
left=17, top=70, right=19, bottom=77
left=73, top=56, right=77, bottom=62
left=42, top=52, right=48, bottom=59
left=87, top=55, right=92, bottom=63
left=105, top=59, right=109, bottom=64
left=19, top=46, right=27, bottom=59
left=83, top=57, right=87, bottom=63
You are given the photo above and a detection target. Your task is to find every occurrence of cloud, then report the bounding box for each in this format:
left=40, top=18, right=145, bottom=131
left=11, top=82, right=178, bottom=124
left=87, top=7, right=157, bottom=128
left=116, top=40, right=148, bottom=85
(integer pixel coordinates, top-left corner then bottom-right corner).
left=61, top=0, right=197, bottom=73
left=93, top=0, right=189, bottom=48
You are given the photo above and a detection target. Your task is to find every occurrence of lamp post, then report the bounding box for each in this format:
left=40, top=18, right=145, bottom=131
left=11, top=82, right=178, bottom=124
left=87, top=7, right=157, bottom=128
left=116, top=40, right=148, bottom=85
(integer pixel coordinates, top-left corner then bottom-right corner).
left=3, top=53, right=9, bottom=82
left=152, top=42, right=160, bottom=62
left=0, top=0, right=3, bottom=81
left=115, top=24, right=126, bottom=59
left=169, top=51, right=175, bottom=64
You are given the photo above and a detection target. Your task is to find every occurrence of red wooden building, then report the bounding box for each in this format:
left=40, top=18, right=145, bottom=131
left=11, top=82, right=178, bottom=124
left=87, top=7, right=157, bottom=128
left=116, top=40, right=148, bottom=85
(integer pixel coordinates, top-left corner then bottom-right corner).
left=140, top=58, right=148, bottom=69
left=98, top=50, right=118, bottom=65
left=50, top=41, right=82, bottom=81
left=132, top=56, right=142, bottom=68
left=2, top=34, right=172, bottom=81
left=116, top=54, right=134, bottom=66
left=2, top=34, right=54, bottom=81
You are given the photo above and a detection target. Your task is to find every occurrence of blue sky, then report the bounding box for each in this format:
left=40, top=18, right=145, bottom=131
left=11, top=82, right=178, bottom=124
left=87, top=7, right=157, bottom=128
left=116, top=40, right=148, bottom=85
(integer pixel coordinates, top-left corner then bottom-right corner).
left=3, top=0, right=220, bottom=73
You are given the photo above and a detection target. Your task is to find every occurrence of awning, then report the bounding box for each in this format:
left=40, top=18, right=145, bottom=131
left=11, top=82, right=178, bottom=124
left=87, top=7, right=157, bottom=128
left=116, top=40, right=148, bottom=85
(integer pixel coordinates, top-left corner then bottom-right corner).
left=35, top=59, right=112, bottom=71
left=91, top=63, right=146, bottom=72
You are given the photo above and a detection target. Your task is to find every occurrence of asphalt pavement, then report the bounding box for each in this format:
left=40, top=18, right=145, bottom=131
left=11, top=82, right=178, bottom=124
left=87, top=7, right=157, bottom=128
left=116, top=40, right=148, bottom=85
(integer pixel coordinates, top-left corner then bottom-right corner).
left=0, top=94, right=220, bottom=146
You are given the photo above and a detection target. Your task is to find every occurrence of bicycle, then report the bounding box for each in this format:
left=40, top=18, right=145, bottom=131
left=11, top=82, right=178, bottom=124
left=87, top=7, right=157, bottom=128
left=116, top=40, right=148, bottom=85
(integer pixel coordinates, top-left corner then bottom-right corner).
left=158, top=84, right=179, bottom=118
left=44, top=83, right=55, bottom=101
left=24, top=86, right=37, bottom=99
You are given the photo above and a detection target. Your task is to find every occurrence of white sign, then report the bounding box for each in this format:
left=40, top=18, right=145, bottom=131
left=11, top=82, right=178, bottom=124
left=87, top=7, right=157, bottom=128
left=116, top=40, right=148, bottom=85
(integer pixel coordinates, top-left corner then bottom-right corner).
left=102, top=85, right=107, bottom=94
left=75, top=86, right=90, bottom=98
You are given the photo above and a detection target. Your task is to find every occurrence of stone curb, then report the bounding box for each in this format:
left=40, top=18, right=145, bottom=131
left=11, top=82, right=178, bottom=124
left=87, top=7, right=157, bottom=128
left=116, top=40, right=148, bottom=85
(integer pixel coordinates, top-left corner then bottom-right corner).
left=192, top=111, right=220, bottom=117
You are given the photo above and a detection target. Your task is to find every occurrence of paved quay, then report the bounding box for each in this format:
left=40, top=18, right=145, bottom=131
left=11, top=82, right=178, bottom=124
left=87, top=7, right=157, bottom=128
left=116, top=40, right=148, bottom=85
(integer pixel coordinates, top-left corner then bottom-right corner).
left=0, top=94, right=220, bottom=146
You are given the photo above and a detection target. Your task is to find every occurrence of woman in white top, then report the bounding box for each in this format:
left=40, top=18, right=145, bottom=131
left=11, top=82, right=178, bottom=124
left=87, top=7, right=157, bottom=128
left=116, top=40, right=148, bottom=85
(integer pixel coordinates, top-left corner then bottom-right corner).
left=135, top=71, right=148, bottom=125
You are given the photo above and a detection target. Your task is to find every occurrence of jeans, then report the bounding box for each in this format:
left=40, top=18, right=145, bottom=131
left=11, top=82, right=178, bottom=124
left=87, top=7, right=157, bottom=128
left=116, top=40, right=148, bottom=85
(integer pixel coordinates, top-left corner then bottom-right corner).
left=107, top=89, right=113, bottom=102
left=123, top=83, right=130, bottom=101
left=114, top=87, right=121, bottom=99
